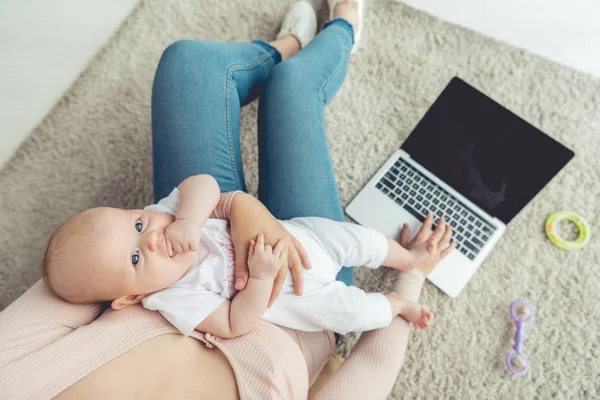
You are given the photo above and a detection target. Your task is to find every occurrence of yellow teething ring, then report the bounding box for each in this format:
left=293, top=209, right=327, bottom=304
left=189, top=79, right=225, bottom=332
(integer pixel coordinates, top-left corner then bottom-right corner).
left=545, top=211, right=590, bottom=251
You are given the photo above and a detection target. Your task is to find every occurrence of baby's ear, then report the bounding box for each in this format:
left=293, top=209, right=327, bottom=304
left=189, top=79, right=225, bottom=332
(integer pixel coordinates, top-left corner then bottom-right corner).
left=111, top=294, right=147, bottom=310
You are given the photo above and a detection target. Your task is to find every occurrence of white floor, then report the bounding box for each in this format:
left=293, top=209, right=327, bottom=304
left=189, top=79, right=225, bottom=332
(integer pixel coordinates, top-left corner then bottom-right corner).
left=1, top=0, right=599, bottom=168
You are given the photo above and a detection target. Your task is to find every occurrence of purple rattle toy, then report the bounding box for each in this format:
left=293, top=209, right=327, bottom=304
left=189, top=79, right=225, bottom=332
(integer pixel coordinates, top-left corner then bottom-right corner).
left=505, top=299, right=535, bottom=376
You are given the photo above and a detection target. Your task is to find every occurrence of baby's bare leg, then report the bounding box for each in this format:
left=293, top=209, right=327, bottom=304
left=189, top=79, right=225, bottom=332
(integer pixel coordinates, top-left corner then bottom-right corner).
left=385, top=292, right=433, bottom=330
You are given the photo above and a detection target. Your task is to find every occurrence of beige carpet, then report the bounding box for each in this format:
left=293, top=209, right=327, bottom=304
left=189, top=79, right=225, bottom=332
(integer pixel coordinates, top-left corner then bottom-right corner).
left=1, top=0, right=598, bottom=398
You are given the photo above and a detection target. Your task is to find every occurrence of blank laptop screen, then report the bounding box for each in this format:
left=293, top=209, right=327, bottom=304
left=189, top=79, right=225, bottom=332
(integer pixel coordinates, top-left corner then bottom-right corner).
left=401, top=77, right=574, bottom=224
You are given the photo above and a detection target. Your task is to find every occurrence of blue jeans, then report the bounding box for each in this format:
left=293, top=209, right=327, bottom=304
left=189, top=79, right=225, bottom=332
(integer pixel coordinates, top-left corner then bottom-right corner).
left=151, top=19, right=355, bottom=285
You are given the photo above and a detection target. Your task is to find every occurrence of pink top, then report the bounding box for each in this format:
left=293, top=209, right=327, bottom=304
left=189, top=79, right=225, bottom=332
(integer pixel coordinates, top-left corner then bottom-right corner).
left=0, top=281, right=334, bottom=399
left=0, top=191, right=335, bottom=398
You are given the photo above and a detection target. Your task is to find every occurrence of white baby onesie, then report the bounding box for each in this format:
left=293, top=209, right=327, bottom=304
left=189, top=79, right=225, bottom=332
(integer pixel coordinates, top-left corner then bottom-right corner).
left=142, top=188, right=393, bottom=336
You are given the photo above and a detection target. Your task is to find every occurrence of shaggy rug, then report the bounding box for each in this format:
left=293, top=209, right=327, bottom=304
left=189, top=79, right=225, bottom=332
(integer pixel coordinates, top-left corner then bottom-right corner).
left=0, top=0, right=598, bottom=398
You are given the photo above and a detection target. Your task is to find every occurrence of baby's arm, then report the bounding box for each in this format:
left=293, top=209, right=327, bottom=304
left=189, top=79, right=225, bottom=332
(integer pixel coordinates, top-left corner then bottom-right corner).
left=381, top=237, right=429, bottom=272
left=164, top=175, right=221, bottom=255
left=177, top=174, right=221, bottom=226
left=195, top=233, right=284, bottom=338
left=194, top=276, right=273, bottom=338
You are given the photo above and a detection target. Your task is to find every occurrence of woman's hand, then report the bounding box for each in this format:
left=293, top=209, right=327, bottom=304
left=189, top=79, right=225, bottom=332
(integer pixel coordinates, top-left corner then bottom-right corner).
left=398, top=213, right=455, bottom=277
left=228, top=193, right=311, bottom=306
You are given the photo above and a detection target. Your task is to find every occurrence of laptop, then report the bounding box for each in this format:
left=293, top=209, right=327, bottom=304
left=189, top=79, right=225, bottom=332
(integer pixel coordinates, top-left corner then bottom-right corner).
left=345, top=77, right=574, bottom=297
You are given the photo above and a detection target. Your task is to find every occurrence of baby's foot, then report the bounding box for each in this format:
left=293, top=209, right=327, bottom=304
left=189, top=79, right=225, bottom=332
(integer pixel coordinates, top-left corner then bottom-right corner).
left=412, top=305, right=433, bottom=330
left=387, top=293, right=433, bottom=330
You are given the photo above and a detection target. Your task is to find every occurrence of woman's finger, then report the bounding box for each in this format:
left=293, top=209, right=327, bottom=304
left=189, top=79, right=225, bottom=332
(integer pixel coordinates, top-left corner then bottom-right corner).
left=440, top=241, right=457, bottom=259
left=292, top=236, right=312, bottom=270
left=439, top=225, right=453, bottom=248
left=273, top=239, right=285, bottom=258
left=234, top=250, right=250, bottom=291
left=289, top=248, right=305, bottom=296
left=268, top=267, right=287, bottom=308
left=415, top=213, right=434, bottom=243
left=399, top=223, right=410, bottom=247
left=432, top=215, right=446, bottom=241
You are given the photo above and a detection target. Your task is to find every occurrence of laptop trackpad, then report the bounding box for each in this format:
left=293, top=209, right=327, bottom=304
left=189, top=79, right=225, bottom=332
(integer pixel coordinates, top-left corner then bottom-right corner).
left=346, top=188, right=421, bottom=240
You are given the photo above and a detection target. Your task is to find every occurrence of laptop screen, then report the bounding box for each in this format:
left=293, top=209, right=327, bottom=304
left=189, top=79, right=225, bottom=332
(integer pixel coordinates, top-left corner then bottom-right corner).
left=401, top=77, right=574, bottom=224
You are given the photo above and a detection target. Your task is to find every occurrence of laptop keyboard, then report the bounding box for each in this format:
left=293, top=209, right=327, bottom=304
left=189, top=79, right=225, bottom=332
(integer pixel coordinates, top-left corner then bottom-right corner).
left=375, top=158, right=497, bottom=261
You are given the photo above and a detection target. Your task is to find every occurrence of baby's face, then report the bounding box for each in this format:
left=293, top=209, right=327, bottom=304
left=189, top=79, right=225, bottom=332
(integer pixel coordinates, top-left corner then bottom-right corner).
left=88, top=208, right=196, bottom=299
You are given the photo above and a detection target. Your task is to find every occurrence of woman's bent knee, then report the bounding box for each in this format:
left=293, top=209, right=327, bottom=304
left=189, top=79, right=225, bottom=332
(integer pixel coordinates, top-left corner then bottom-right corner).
left=155, top=40, right=226, bottom=90
left=159, top=40, right=209, bottom=68
left=268, top=60, right=304, bottom=83
left=265, top=60, right=320, bottom=98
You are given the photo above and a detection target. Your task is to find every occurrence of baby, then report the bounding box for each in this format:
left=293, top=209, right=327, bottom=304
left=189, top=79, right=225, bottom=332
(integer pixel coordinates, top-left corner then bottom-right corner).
left=43, top=174, right=451, bottom=338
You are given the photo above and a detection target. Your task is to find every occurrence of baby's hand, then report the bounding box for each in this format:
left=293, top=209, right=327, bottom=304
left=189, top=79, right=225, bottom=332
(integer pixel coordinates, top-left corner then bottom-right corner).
left=247, top=232, right=285, bottom=281
left=164, top=219, right=201, bottom=257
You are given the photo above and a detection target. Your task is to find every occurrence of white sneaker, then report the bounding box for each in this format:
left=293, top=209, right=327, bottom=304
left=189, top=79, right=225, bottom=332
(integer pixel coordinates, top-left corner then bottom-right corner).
left=327, top=0, right=364, bottom=53
left=276, top=1, right=317, bottom=49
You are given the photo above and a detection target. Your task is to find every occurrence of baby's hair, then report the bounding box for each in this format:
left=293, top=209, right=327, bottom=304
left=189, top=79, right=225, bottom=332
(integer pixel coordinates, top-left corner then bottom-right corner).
left=41, top=211, right=99, bottom=303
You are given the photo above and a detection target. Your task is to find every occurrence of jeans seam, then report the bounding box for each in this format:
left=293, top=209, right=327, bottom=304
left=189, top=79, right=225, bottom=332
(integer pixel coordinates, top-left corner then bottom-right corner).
left=318, top=27, right=352, bottom=104
left=225, top=49, right=277, bottom=190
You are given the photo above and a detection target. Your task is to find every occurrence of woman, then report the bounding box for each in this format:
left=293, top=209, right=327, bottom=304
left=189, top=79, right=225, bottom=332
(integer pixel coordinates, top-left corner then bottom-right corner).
left=0, top=1, right=453, bottom=398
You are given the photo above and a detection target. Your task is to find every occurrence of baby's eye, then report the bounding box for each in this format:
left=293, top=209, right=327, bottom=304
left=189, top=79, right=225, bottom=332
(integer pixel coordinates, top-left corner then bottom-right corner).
left=135, top=220, right=143, bottom=232
left=132, top=251, right=140, bottom=266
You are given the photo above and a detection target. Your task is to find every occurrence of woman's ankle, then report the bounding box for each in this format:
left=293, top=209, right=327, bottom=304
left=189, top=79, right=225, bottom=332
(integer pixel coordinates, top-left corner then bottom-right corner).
left=332, top=1, right=359, bottom=32
left=276, top=0, right=317, bottom=56
left=269, top=36, right=301, bottom=61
